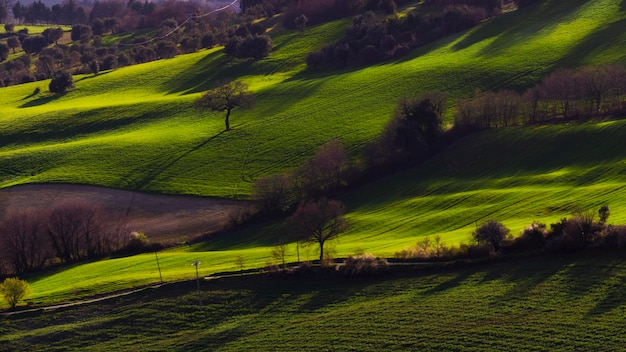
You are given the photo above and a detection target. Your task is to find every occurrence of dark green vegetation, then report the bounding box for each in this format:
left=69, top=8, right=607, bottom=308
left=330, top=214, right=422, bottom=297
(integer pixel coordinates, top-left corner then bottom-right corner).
left=2, top=251, right=626, bottom=351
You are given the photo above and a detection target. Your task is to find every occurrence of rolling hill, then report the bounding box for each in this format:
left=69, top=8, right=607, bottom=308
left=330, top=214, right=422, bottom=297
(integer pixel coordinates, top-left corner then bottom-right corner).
left=3, top=0, right=626, bottom=311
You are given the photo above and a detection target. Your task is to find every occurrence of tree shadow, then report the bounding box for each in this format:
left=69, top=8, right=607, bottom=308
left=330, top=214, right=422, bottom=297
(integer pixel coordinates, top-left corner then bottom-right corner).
left=453, top=0, right=592, bottom=58
left=556, top=18, right=626, bottom=68
left=18, top=94, right=61, bottom=108
left=0, top=106, right=164, bottom=149
left=125, top=130, right=226, bottom=192
left=421, top=270, right=473, bottom=295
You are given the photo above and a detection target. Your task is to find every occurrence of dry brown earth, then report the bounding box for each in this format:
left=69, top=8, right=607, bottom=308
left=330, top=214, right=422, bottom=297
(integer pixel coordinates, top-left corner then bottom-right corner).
left=0, top=184, right=253, bottom=244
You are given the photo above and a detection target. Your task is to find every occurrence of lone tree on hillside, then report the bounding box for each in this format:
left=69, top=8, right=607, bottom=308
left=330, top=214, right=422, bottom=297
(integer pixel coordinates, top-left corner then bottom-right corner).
left=49, top=71, right=74, bottom=94
left=290, top=197, right=349, bottom=264
left=195, top=81, right=254, bottom=131
left=472, top=220, right=510, bottom=252
left=0, top=277, right=30, bottom=309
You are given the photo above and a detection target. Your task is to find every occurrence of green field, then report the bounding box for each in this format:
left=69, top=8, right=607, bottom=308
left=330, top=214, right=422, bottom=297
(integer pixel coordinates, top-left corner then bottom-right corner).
left=2, top=0, right=625, bottom=198
left=3, top=251, right=626, bottom=351
left=3, top=0, right=626, bottom=312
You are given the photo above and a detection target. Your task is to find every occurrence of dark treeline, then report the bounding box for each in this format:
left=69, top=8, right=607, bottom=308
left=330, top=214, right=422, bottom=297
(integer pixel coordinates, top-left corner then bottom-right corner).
left=0, top=199, right=158, bottom=276
left=305, top=0, right=506, bottom=69
left=454, top=64, right=626, bottom=129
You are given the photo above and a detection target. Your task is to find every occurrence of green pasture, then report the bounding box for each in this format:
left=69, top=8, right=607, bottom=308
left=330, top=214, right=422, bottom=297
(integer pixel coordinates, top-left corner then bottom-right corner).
left=2, top=24, right=71, bottom=34
left=3, top=251, right=626, bottom=351
left=2, top=0, right=625, bottom=198
left=3, top=0, right=626, bottom=306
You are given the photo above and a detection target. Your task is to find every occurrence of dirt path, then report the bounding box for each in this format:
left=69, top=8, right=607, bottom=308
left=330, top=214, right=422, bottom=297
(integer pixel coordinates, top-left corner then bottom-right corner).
left=0, top=184, right=253, bottom=244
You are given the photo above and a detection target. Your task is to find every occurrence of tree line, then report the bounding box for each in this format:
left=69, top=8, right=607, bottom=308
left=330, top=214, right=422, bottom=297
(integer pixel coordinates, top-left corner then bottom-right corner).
left=454, top=64, right=626, bottom=129
left=0, top=199, right=156, bottom=276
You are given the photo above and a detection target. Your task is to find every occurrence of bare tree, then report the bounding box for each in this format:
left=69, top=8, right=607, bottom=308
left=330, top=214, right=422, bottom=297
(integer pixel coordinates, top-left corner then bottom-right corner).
left=270, top=240, right=288, bottom=270
left=235, top=255, right=245, bottom=274
left=252, top=173, right=292, bottom=215
left=0, top=208, right=51, bottom=274
left=47, top=199, right=105, bottom=263
left=195, top=80, right=254, bottom=131
left=290, top=198, right=349, bottom=263
left=292, top=139, right=351, bottom=199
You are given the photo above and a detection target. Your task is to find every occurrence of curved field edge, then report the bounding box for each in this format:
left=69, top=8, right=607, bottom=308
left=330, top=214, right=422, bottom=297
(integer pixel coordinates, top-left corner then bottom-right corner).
left=2, top=251, right=626, bottom=351
left=1, top=0, right=625, bottom=198
left=12, top=117, right=626, bottom=308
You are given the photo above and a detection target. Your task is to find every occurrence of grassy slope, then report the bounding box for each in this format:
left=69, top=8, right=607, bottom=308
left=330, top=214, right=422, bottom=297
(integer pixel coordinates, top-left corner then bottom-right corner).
left=2, top=1, right=624, bottom=198
left=4, top=0, right=626, bottom=306
left=2, top=251, right=626, bottom=351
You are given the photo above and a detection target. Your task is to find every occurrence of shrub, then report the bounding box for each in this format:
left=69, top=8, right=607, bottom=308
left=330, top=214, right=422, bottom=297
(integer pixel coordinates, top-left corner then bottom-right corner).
left=289, top=261, right=313, bottom=276
left=342, top=253, right=389, bottom=277
left=125, top=231, right=150, bottom=252
left=472, top=220, right=510, bottom=252
left=505, top=222, right=548, bottom=252
left=603, top=226, right=626, bottom=249
left=0, top=277, right=30, bottom=309
left=49, top=71, right=74, bottom=94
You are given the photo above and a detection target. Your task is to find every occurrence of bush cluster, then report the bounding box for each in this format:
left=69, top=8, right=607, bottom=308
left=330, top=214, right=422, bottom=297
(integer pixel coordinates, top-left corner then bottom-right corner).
left=341, top=253, right=389, bottom=277
left=395, top=206, right=624, bottom=262
left=307, top=0, right=501, bottom=69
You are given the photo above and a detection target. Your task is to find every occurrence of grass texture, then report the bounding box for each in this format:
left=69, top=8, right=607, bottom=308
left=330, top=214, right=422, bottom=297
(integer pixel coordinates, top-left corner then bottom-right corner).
left=2, top=251, right=626, bottom=351
left=2, top=0, right=626, bottom=306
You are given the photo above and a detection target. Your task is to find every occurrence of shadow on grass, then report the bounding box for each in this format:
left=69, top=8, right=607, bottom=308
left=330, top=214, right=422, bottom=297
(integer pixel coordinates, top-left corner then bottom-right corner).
left=18, top=94, right=61, bottom=108
left=557, top=18, right=626, bottom=68
left=452, top=0, right=592, bottom=57
left=126, top=130, right=227, bottom=191
left=0, top=104, right=170, bottom=149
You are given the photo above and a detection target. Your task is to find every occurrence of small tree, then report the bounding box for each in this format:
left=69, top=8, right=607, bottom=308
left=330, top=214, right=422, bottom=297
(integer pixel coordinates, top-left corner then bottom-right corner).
left=235, top=255, right=245, bottom=274
left=49, top=71, right=74, bottom=94
left=195, top=81, right=254, bottom=131
left=290, top=198, right=349, bottom=263
left=599, top=205, right=610, bottom=224
left=0, top=277, right=30, bottom=309
left=271, top=240, right=288, bottom=270
left=472, top=220, right=509, bottom=252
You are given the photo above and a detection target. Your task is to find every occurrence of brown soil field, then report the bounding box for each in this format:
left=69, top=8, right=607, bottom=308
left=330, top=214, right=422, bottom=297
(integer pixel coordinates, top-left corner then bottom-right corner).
left=0, top=184, right=253, bottom=244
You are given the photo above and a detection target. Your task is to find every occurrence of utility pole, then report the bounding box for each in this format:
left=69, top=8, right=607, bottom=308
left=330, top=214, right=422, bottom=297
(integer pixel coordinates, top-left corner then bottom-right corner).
left=191, top=260, right=202, bottom=308
left=155, top=251, right=163, bottom=284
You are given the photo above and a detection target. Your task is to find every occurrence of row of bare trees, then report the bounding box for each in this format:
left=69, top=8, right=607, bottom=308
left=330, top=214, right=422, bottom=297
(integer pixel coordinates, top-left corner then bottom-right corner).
left=0, top=199, right=130, bottom=275
left=455, top=64, right=626, bottom=129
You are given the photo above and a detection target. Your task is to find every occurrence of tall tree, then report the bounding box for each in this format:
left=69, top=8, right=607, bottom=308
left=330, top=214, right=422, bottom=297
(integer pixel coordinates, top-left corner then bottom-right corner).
left=290, top=198, right=348, bottom=263
left=195, top=81, right=254, bottom=131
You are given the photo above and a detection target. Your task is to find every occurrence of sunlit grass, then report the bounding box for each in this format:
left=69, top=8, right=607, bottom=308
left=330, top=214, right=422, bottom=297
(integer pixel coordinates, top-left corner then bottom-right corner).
left=2, top=0, right=626, bottom=306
